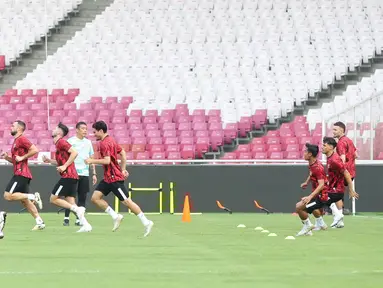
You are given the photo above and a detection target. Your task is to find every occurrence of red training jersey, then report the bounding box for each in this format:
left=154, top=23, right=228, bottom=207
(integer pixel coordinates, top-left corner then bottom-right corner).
left=55, top=138, right=79, bottom=179
left=326, top=152, right=346, bottom=194
left=309, top=160, right=328, bottom=201
left=11, top=135, right=33, bottom=179
left=336, top=135, right=356, bottom=178
left=99, top=135, right=125, bottom=183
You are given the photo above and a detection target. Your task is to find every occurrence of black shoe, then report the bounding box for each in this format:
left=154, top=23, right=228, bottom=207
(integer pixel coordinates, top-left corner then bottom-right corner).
left=63, top=219, right=69, bottom=226
left=75, top=220, right=82, bottom=226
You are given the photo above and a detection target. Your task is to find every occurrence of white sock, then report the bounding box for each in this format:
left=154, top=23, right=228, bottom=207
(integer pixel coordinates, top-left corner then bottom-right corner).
left=27, top=194, right=36, bottom=201
left=302, top=218, right=312, bottom=227
left=137, top=212, right=150, bottom=226
left=330, top=203, right=343, bottom=218
left=105, top=206, right=118, bottom=220
left=81, top=217, right=90, bottom=226
left=315, top=216, right=324, bottom=225
left=35, top=217, right=44, bottom=225
left=70, top=205, right=78, bottom=212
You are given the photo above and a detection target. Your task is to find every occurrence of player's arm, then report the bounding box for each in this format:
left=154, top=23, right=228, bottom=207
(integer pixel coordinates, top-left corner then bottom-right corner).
left=1, top=152, right=13, bottom=163
left=336, top=141, right=347, bottom=163
left=343, top=169, right=359, bottom=199
left=86, top=156, right=110, bottom=165
left=42, top=155, right=58, bottom=165
left=302, top=179, right=325, bottom=205
left=301, top=174, right=311, bottom=189
left=63, top=147, right=78, bottom=168
left=119, top=148, right=127, bottom=172
left=21, top=144, right=39, bottom=160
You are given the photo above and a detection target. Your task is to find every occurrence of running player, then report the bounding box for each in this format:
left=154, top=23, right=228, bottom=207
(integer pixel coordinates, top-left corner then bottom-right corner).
left=295, top=143, right=328, bottom=236
left=332, top=121, right=357, bottom=227
left=322, top=137, right=359, bottom=228
left=1, top=120, right=45, bottom=231
left=0, top=211, right=6, bottom=239
left=85, top=121, right=154, bottom=236
left=42, top=122, right=92, bottom=233
left=63, top=121, right=97, bottom=226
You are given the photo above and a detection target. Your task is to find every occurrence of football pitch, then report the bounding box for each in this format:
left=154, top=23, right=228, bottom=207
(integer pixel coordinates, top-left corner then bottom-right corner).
left=1, top=213, right=382, bottom=288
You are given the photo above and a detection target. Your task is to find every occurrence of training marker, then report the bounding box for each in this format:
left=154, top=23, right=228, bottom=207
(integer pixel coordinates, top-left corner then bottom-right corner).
left=261, top=230, right=269, bottom=233
left=285, top=236, right=295, bottom=240
left=268, top=233, right=277, bottom=237
left=237, top=224, right=246, bottom=228
left=182, top=194, right=191, bottom=222
left=254, top=227, right=263, bottom=231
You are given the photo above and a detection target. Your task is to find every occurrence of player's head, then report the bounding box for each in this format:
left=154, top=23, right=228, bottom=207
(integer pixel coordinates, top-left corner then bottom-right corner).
left=322, top=136, right=337, bottom=154
left=76, top=121, right=87, bottom=138
left=332, top=121, right=346, bottom=138
left=92, top=121, right=108, bottom=140
left=304, top=143, right=319, bottom=160
left=11, top=120, right=26, bottom=136
left=52, top=122, right=69, bottom=138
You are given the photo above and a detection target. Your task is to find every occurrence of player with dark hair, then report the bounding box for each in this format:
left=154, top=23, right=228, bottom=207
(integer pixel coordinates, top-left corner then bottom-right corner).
left=295, top=143, right=328, bottom=236
left=43, top=123, right=92, bottom=232
left=332, top=121, right=357, bottom=227
left=1, top=120, right=45, bottom=231
left=322, top=137, right=359, bottom=228
left=85, top=121, right=154, bottom=236
left=62, top=121, right=97, bottom=226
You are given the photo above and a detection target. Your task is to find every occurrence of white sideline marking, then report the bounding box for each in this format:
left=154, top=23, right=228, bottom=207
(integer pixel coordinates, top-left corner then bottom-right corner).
left=0, top=270, right=100, bottom=275
left=354, top=215, right=383, bottom=220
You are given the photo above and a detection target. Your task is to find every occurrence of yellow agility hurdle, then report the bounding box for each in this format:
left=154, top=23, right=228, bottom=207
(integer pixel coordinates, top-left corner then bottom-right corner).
left=114, top=182, right=163, bottom=214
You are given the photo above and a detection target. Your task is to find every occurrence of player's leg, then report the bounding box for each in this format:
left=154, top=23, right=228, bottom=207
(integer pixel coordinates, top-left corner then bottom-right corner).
left=91, top=186, right=123, bottom=231
left=312, top=208, right=327, bottom=230
left=295, top=200, right=314, bottom=236
left=3, top=176, right=43, bottom=209
left=113, top=182, right=154, bottom=236
left=63, top=209, right=70, bottom=226
left=75, top=176, right=89, bottom=226
left=21, top=199, right=45, bottom=231
left=65, top=195, right=92, bottom=233
left=328, top=194, right=344, bottom=228
left=0, top=211, right=7, bottom=239
left=50, top=179, right=82, bottom=214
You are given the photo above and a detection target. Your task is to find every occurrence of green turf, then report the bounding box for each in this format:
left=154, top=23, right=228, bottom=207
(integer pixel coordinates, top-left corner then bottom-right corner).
left=0, top=213, right=383, bottom=288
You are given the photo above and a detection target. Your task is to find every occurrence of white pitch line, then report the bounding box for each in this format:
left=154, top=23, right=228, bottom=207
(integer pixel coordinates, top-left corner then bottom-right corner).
left=354, top=215, right=383, bottom=220
left=0, top=270, right=100, bottom=275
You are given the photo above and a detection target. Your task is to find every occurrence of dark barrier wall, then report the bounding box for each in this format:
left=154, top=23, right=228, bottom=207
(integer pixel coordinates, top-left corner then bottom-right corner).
left=0, top=165, right=382, bottom=213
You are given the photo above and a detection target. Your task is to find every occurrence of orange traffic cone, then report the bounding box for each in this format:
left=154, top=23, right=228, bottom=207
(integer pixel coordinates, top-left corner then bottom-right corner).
left=182, top=194, right=191, bottom=222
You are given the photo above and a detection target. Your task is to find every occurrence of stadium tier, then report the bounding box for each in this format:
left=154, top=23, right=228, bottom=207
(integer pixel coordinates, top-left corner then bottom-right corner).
left=0, top=0, right=81, bottom=66
left=1, top=0, right=382, bottom=161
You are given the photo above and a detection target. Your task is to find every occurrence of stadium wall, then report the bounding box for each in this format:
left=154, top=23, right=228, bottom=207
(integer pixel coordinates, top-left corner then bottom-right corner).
left=0, top=165, right=381, bottom=213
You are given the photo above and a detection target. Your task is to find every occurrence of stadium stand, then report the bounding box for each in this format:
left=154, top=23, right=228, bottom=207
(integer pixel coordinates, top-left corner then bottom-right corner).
left=1, top=0, right=382, bottom=161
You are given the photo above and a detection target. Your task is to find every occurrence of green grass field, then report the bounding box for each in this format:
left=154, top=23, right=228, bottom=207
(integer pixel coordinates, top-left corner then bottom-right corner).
left=0, top=213, right=382, bottom=288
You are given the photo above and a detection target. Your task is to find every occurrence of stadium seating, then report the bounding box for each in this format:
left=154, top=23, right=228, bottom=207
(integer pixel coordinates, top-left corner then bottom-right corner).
left=0, top=0, right=81, bottom=66
left=1, top=0, right=383, bottom=161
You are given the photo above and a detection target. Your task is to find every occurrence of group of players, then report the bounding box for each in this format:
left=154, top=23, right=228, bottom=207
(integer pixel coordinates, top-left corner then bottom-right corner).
left=0, top=120, right=154, bottom=239
left=296, top=121, right=360, bottom=236
left=0, top=119, right=361, bottom=239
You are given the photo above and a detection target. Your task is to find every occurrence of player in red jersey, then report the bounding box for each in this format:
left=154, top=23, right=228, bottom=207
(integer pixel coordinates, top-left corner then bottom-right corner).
left=1, top=120, right=45, bottom=231
left=295, top=144, right=328, bottom=236
left=85, top=121, right=154, bottom=236
left=332, top=121, right=358, bottom=225
left=322, top=137, right=359, bottom=228
left=42, top=123, right=92, bottom=233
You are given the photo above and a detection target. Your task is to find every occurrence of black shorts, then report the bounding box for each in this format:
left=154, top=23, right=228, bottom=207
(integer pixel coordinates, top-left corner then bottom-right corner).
left=5, top=175, right=31, bottom=194
left=51, top=178, right=78, bottom=198
left=78, top=176, right=90, bottom=195
left=305, top=193, right=345, bottom=214
left=95, top=180, right=129, bottom=201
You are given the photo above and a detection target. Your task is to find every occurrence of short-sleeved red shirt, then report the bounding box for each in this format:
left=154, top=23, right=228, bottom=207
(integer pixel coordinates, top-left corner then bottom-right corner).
left=336, top=135, right=356, bottom=178
left=99, top=135, right=124, bottom=183
left=55, top=138, right=79, bottom=179
left=326, top=152, right=346, bottom=194
left=309, top=160, right=328, bottom=201
left=11, top=135, right=33, bottom=179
